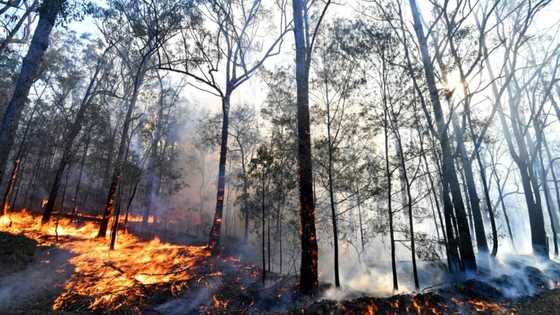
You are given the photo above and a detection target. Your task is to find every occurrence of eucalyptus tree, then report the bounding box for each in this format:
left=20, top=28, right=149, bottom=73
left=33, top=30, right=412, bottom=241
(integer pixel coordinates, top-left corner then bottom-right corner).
left=158, top=0, right=290, bottom=254
left=95, top=0, right=192, bottom=238
left=291, top=0, right=331, bottom=294
left=312, top=23, right=367, bottom=288
left=482, top=0, right=555, bottom=258
left=406, top=0, right=477, bottom=272
left=41, top=40, right=114, bottom=224
left=0, top=0, right=64, bottom=187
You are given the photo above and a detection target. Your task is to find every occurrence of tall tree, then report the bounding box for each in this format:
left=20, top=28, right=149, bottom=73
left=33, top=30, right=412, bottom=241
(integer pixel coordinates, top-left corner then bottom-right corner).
left=158, top=0, right=289, bottom=254
left=0, top=0, right=63, bottom=186
left=291, top=0, right=331, bottom=294
left=407, top=0, right=477, bottom=272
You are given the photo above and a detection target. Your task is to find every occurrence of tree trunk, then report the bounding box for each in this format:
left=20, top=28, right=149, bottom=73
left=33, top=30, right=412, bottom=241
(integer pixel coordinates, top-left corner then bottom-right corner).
left=409, top=0, right=477, bottom=271
left=208, top=94, right=231, bottom=254
left=452, top=117, right=488, bottom=256
left=325, top=83, right=340, bottom=288
left=384, top=109, right=398, bottom=292
left=490, top=157, right=516, bottom=250
left=292, top=0, right=319, bottom=294
left=544, top=136, right=560, bottom=244
left=42, top=57, right=104, bottom=224
left=98, top=65, right=145, bottom=238
left=473, top=146, right=498, bottom=256
left=124, top=178, right=140, bottom=228
left=0, top=0, right=62, bottom=185
left=261, top=175, right=266, bottom=284
left=391, top=110, right=419, bottom=289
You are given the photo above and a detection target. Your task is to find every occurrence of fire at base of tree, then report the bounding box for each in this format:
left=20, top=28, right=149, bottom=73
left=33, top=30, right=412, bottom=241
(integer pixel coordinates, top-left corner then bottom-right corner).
left=1, top=210, right=560, bottom=314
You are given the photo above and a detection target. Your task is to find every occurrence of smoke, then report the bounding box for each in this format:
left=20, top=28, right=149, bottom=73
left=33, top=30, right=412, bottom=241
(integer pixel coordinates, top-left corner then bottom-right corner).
left=0, top=246, right=73, bottom=313
left=155, top=278, right=223, bottom=315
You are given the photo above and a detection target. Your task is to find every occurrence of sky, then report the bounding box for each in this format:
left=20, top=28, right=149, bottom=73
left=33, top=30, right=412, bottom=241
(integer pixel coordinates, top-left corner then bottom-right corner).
left=66, top=0, right=560, bottom=119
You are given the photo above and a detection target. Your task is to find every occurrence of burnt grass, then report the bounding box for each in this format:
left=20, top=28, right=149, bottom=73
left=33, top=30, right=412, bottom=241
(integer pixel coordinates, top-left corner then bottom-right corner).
left=3, top=232, right=560, bottom=314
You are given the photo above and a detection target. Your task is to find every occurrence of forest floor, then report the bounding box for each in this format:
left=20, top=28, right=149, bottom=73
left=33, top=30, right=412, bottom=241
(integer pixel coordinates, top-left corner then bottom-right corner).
left=1, top=211, right=560, bottom=314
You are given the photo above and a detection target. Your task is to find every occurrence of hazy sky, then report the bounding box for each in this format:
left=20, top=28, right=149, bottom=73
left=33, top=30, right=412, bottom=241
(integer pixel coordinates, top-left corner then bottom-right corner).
left=65, top=0, right=560, bottom=118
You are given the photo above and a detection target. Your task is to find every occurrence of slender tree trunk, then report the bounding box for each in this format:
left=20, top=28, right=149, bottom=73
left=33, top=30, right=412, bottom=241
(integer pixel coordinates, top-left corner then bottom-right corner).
left=267, top=211, right=271, bottom=272
left=356, top=186, right=365, bottom=252
left=261, top=175, right=266, bottom=284
left=98, top=65, right=146, bottom=238
left=473, top=147, right=498, bottom=256
left=391, top=115, right=419, bottom=289
left=544, top=136, right=560, bottom=233
left=534, top=120, right=559, bottom=255
left=124, top=179, right=140, bottom=228
left=325, top=85, right=340, bottom=288
left=2, top=158, right=20, bottom=215
left=42, top=57, right=104, bottom=224
left=452, top=117, right=489, bottom=256
left=208, top=93, right=231, bottom=254
left=292, top=0, right=319, bottom=293
left=409, top=0, right=477, bottom=271
left=11, top=158, right=24, bottom=211
left=241, top=148, right=250, bottom=243
left=384, top=109, right=398, bottom=292
left=490, top=157, right=516, bottom=250
left=0, top=0, right=62, bottom=184
left=2, top=109, right=34, bottom=215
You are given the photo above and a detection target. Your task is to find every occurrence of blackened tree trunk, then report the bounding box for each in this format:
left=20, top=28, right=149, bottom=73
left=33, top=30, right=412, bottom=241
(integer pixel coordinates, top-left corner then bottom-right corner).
left=534, top=119, right=559, bottom=256
left=2, top=109, right=34, bottom=215
left=325, top=83, right=340, bottom=288
left=382, top=62, right=398, bottom=291
left=452, top=116, right=488, bottom=256
left=544, top=137, right=560, bottom=248
left=0, top=0, right=62, bottom=185
left=208, top=93, right=231, bottom=254
left=292, top=0, right=320, bottom=294
left=409, top=0, right=477, bottom=271
left=124, top=179, right=140, bottom=228
left=392, top=120, right=419, bottom=289
left=261, top=173, right=266, bottom=284
left=473, top=146, right=499, bottom=256
left=98, top=65, right=146, bottom=238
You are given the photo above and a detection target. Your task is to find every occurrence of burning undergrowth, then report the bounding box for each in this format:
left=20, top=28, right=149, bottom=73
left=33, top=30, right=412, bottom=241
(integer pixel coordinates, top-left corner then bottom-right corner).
left=2, top=210, right=560, bottom=314
left=0, top=211, right=310, bottom=314
left=301, top=256, right=560, bottom=315
left=0, top=211, right=212, bottom=313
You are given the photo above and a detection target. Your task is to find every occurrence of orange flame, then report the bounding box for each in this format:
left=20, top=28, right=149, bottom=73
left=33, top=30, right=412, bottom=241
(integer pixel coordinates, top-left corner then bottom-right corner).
left=0, top=210, right=209, bottom=311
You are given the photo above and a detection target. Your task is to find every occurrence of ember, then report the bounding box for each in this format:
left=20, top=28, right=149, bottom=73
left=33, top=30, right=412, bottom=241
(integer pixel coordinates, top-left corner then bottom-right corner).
left=1, top=211, right=209, bottom=312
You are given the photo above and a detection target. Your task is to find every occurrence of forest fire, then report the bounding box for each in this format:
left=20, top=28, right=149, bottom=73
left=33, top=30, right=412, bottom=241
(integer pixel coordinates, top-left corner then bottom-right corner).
left=0, top=210, right=210, bottom=312
left=0, top=210, right=546, bottom=314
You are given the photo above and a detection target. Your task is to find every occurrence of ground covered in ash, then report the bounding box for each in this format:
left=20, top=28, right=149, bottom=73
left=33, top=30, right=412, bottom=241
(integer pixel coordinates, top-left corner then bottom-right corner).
left=3, top=216, right=560, bottom=314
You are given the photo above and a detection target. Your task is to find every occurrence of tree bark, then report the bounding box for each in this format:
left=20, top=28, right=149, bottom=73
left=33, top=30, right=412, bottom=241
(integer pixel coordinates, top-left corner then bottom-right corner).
left=292, top=0, right=319, bottom=294
left=98, top=64, right=146, bottom=238
left=208, top=93, right=231, bottom=254
left=409, top=0, right=477, bottom=271
left=452, top=116, right=488, bottom=256
left=384, top=108, right=398, bottom=292
left=0, top=0, right=62, bottom=185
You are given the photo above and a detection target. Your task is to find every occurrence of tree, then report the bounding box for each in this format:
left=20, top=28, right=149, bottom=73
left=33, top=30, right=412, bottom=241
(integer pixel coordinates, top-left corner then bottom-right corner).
left=96, top=0, right=188, bottom=238
left=291, top=0, right=332, bottom=293
left=407, top=0, right=477, bottom=272
left=0, top=0, right=64, bottom=187
left=158, top=0, right=289, bottom=254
